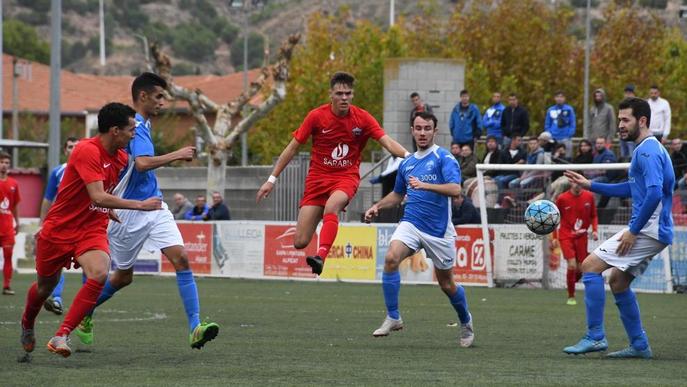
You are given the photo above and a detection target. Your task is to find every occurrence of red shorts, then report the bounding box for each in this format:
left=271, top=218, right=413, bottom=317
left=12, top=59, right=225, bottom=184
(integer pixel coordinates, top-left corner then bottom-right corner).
left=35, top=233, right=110, bottom=277
left=560, top=236, right=588, bottom=262
left=0, top=233, right=15, bottom=247
left=300, top=174, right=360, bottom=207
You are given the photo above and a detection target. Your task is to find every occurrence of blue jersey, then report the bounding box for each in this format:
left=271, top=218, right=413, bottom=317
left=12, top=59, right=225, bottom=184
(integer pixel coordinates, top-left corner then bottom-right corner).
left=629, top=136, right=674, bottom=244
left=44, top=163, right=67, bottom=201
left=116, top=113, right=162, bottom=200
left=393, top=145, right=462, bottom=238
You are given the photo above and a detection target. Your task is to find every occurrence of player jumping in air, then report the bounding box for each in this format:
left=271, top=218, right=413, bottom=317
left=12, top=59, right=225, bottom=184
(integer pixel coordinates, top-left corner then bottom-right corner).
left=555, top=180, right=598, bottom=305
left=0, top=151, right=20, bottom=295
left=563, top=97, right=674, bottom=359
left=364, top=112, right=474, bottom=347
left=74, top=73, right=219, bottom=349
left=256, top=72, right=410, bottom=275
left=20, top=103, right=162, bottom=357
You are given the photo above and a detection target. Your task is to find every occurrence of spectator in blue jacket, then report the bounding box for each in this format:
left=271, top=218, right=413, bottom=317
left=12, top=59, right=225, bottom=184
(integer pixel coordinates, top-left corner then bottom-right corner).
left=449, top=89, right=481, bottom=150
left=482, top=92, right=506, bottom=145
left=544, top=91, right=576, bottom=157
left=185, top=195, right=209, bottom=220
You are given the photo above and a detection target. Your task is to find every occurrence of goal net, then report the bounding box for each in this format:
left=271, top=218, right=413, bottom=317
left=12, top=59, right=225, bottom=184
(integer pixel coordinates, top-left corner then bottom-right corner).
left=470, top=162, right=679, bottom=293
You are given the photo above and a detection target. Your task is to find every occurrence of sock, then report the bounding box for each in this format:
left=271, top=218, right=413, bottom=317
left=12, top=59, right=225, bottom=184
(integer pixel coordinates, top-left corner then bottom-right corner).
left=56, top=279, right=104, bottom=336
left=448, top=285, right=470, bottom=324
left=576, top=271, right=582, bottom=283
left=566, top=269, right=576, bottom=298
left=382, top=271, right=401, bottom=320
left=614, top=289, right=649, bottom=351
left=51, top=274, right=66, bottom=303
left=22, top=282, right=47, bottom=330
left=317, top=213, right=339, bottom=260
left=3, top=246, right=13, bottom=288
left=582, top=272, right=605, bottom=340
left=176, top=270, right=201, bottom=332
left=87, top=278, right=120, bottom=318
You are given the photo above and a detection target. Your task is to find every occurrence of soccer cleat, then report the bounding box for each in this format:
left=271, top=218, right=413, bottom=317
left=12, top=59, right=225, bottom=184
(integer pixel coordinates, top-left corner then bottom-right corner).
left=74, top=315, right=94, bottom=345
left=306, top=256, right=324, bottom=275
left=43, top=297, right=64, bottom=315
left=21, top=327, right=36, bottom=353
left=2, top=287, right=15, bottom=295
left=563, top=336, right=608, bottom=355
left=566, top=298, right=577, bottom=306
left=372, top=317, right=404, bottom=337
left=47, top=335, right=72, bottom=358
left=190, top=321, right=220, bottom=349
left=606, top=346, right=653, bottom=359
left=459, top=313, right=475, bottom=348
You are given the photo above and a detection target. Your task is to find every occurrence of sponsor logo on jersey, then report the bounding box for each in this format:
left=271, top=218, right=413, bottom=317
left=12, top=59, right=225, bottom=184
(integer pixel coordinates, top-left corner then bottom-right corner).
left=0, top=198, right=9, bottom=210
left=323, top=142, right=353, bottom=167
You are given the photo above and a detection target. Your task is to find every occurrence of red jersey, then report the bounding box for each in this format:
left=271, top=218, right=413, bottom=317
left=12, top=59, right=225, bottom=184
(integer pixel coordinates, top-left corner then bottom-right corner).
left=40, top=137, right=128, bottom=243
left=0, top=177, right=20, bottom=236
left=555, top=189, right=598, bottom=240
left=292, top=104, right=386, bottom=178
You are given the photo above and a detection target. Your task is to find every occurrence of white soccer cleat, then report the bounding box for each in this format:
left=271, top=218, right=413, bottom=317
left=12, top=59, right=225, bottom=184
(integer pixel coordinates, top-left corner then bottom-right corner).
left=372, top=316, right=404, bottom=337
left=459, top=313, right=474, bottom=348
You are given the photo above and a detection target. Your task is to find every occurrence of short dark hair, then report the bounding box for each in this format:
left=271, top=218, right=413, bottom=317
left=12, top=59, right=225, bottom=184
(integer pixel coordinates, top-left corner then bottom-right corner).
left=330, top=72, right=355, bottom=89
left=412, top=111, right=438, bottom=129
left=97, top=102, right=136, bottom=134
left=132, top=72, right=167, bottom=102
left=618, top=97, right=651, bottom=128
left=508, top=93, right=517, bottom=98
left=486, top=135, right=497, bottom=142
left=0, top=151, right=11, bottom=162
left=650, top=85, right=659, bottom=90
left=63, top=136, right=78, bottom=149
left=554, top=91, right=565, bottom=97
left=410, top=92, right=420, bottom=99
left=460, top=89, right=469, bottom=96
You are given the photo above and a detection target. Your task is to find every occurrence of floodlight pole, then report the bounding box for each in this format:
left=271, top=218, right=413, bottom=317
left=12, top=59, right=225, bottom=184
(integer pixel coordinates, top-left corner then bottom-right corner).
left=99, top=0, right=106, bottom=66
left=48, top=0, right=62, bottom=172
left=0, top=2, right=4, bottom=140
left=241, top=7, right=248, bottom=166
left=582, top=0, right=591, bottom=140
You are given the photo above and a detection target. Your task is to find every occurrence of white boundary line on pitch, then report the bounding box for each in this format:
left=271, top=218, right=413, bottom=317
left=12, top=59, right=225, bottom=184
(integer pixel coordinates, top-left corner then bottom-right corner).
left=0, top=313, right=167, bottom=325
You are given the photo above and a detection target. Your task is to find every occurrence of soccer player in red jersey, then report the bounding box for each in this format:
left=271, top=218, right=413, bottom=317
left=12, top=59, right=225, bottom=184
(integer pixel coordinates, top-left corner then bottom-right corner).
left=555, top=180, right=598, bottom=305
left=256, top=72, right=410, bottom=275
left=20, top=103, right=162, bottom=358
left=0, top=152, right=20, bottom=295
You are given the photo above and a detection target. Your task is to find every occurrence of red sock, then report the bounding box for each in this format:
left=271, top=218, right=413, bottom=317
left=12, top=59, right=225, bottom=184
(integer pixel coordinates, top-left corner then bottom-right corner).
left=566, top=269, right=576, bottom=298
left=3, top=246, right=13, bottom=288
left=317, top=213, right=339, bottom=261
left=55, top=279, right=104, bottom=337
left=22, top=282, right=46, bottom=330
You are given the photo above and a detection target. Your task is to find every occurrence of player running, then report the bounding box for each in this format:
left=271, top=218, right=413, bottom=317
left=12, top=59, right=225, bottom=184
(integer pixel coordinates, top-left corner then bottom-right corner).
left=555, top=180, right=598, bottom=305
left=40, top=137, right=79, bottom=314
left=563, top=97, right=674, bottom=359
left=20, top=103, right=162, bottom=358
left=0, top=151, right=20, bottom=295
left=364, top=112, right=474, bottom=347
left=74, top=72, right=219, bottom=350
left=256, top=72, right=410, bottom=275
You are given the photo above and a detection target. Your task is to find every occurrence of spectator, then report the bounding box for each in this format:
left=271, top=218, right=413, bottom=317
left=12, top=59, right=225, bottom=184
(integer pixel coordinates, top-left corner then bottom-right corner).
left=458, top=144, right=478, bottom=180
left=451, top=193, right=481, bottom=225
left=450, top=142, right=461, bottom=160
left=171, top=193, right=193, bottom=220
left=508, top=137, right=549, bottom=190
left=623, top=84, right=636, bottom=98
left=588, top=88, right=616, bottom=145
left=501, top=93, right=530, bottom=148
left=648, top=85, right=671, bottom=143
left=573, top=139, right=594, bottom=164
left=544, top=91, right=576, bottom=157
left=482, top=92, right=505, bottom=145
left=370, top=156, right=402, bottom=197
left=493, top=135, right=526, bottom=189
left=205, top=191, right=231, bottom=220
left=619, top=84, right=637, bottom=159
left=538, top=131, right=557, bottom=153
left=449, top=89, right=481, bottom=150
left=184, top=195, right=209, bottom=220
left=482, top=135, right=502, bottom=177
left=551, top=143, right=570, bottom=181
left=409, top=92, right=434, bottom=127
left=669, top=138, right=687, bottom=189
left=589, top=136, right=618, bottom=183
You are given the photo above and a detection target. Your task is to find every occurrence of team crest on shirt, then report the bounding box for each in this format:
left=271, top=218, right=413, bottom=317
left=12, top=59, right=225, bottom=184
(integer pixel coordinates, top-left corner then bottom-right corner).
left=352, top=127, right=362, bottom=136
left=425, top=160, right=435, bottom=171
left=0, top=198, right=8, bottom=210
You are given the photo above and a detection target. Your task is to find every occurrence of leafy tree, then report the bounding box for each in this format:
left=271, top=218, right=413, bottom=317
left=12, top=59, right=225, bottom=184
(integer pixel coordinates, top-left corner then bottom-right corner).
left=171, top=23, right=217, bottom=61
left=230, top=32, right=266, bottom=71
left=2, top=20, right=50, bottom=64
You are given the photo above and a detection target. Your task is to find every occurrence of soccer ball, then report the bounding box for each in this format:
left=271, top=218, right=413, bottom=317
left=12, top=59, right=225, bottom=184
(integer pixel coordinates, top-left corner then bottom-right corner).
left=524, top=200, right=560, bottom=235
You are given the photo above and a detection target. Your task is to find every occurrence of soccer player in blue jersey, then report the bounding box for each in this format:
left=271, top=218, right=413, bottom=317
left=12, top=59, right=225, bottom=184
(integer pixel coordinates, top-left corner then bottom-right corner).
left=40, top=137, right=78, bottom=315
left=364, top=112, right=474, bottom=347
left=563, top=97, right=674, bottom=359
left=74, top=72, right=219, bottom=349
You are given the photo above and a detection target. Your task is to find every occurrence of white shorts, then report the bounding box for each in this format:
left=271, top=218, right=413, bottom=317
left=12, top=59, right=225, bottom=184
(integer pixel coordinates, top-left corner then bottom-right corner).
left=391, top=221, right=456, bottom=271
left=593, top=228, right=667, bottom=277
left=108, top=202, right=184, bottom=270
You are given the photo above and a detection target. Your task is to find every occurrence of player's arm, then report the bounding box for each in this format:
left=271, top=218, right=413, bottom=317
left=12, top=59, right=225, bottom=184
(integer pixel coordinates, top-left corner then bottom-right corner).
left=134, top=146, right=196, bottom=172
left=590, top=195, right=598, bottom=239
left=377, top=135, right=410, bottom=158
left=12, top=203, right=19, bottom=233
left=39, top=199, right=52, bottom=224
left=364, top=191, right=404, bottom=223
left=256, top=138, right=302, bottom=203
left=85, top=181, right=162, bottom=211
left=564, top=170, right=631, bottom=198
left=409, top=177, right=462, bottom=197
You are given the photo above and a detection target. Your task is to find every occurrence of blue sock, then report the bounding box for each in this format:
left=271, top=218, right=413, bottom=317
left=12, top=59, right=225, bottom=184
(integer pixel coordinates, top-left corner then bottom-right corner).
left=89, top=279, right=119, bottom=317
left=176, top=270, right=201, bottom=332
left=82, top=273, right=87, bottom=284
left=614, top=289, right=649, bottom=350
left=382, top=271, right=401, bottom=320
left=583, top=272, right=605, bottom=340
left=448, top=285, right=470, bottom=324
left=51, top=274, right=65, bottom=302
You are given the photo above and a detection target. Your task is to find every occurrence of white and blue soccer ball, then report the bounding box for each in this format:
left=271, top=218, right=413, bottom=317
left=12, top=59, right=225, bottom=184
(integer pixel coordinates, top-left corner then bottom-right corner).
left=524, top=200, right=560, bottom=235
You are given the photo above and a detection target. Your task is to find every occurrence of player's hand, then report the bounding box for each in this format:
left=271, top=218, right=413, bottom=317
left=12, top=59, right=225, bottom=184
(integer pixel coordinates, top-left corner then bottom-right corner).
left=139, top=197, right=163, bottom=211
left=175, top=146, right=196, bottom=162
left=108, top=209, right=122, bottom=223
left=256, top=181, right=274, bottom=203
left=364, top=205, right=379, bottom=223
left=563, top=170, right=591, bottom=190
left=615, top=230, right=637, bottom=256
left=408, top=176, right=425, bottom=190
left=592, top=231, right=598, bottom=241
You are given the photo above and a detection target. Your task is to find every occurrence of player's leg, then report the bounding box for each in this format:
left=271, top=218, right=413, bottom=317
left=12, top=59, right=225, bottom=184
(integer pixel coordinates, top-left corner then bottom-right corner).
left=295, top=205, right=324, bottom=273
left=317, top=190, right=349, bottom=260
left=559, top=238, right=577, bottom=304
left=605, top=267, right=652, bottom=358
left=20, top=272, right=61, bottom=352
left=435, top=268, right=474, bottom=347
left=2, top=241, right=15, bottom=294
left=373, top=239, right=414, bottom=337
left=44, top=274, right=66, bottom=315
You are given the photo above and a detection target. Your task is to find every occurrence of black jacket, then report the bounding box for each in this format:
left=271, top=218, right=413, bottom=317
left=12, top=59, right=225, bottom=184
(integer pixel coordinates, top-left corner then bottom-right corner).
left=452, top=197, right=481, bottom=225
left=206, top=202, right=231, bottom=220
left=501, top=105, right=530, bottom=138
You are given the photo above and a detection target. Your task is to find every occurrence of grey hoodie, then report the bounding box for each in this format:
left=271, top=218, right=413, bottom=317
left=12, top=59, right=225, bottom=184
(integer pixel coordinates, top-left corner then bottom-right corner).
left=588, top=88, right=616, bottom=142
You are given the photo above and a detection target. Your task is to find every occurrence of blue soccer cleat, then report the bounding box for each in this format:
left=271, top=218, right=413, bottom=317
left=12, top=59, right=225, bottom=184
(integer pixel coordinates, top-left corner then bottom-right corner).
left=563, top=336, right=608, bottom=355
left=606, top=346, right=652, bottom=359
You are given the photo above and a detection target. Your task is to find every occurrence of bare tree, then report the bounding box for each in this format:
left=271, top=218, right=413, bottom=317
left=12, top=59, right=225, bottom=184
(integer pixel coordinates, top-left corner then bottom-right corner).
left=149, top=34, right=301, bottom=195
